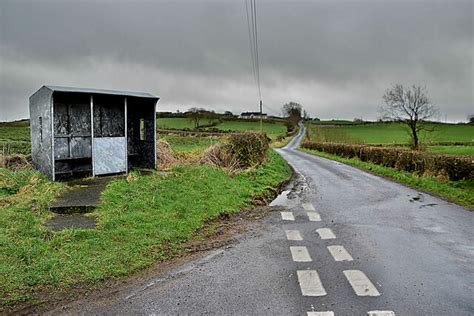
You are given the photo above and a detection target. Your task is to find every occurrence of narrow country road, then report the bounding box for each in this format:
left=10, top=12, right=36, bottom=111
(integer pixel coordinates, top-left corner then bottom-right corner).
left=51, top=127, right=474, bottom=315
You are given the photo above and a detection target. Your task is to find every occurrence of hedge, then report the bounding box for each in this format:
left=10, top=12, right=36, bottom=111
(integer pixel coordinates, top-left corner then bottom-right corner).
left=301, top=141, right=474, bottom=181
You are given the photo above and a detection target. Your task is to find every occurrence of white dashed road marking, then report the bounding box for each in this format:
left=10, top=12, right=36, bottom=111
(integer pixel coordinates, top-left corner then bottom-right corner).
left=327, top=245, right=353, bottom=261
left=285, top=230, right=303, bottom=241
left=281, top=212, right=295, bottom=221
left=343, top=270, right=381, bottom=296
left=290, top=246, right=312, bottom=262
left=307, top=312, right=334, bottom=316
left=368, top=311, right=396, bottom=316
left=316, top=228, right=336, bottom=239
left=302, top=202, right=316, bottom=211
left=307, top=212, right=321, bottom=222
left=297, top=270, right=327, bottom=296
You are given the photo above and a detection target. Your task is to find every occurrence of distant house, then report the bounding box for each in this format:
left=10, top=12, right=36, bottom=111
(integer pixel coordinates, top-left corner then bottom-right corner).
left=239, top=112, right=267, bottom=119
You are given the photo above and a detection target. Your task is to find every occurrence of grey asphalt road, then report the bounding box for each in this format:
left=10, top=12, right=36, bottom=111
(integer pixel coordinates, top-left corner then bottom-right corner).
left=51, top=127, right=474, bottom=315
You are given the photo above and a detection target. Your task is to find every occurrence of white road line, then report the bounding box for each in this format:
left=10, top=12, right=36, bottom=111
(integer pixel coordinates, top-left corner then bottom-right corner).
left=297, top=270, right=327, bottom=296
left=307, top=312, right=334, bottom=316
left=285, top=230, right=303, bottom=241
left=368, top=311, right=395, bottom=316
left=302, top=202, right=316, bottom=211
left=316, top=228, right=336, bottom=239
left=327, top=245, right=353, bottom=261
left=307, top=212, right=321, bottom=222
left=281, top=212, right=295, bottom=221
left=290, top=246, right=312, bottom=262
left=343, top=270, right=381, bottom=296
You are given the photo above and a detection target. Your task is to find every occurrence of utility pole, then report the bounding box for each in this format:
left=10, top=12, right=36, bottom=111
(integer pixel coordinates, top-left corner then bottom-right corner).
left=259, top=99, right=263, bottom=132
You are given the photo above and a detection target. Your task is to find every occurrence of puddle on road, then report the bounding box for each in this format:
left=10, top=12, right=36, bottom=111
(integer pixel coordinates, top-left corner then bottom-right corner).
left=270, top=170, right=312, bottom=209
left=270, top=190, right=292, bottom=207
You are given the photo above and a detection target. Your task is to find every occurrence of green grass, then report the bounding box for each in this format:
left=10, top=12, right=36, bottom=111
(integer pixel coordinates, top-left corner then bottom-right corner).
left=0, top=151, right=291, bottom=307
left=427, top=146, right=474, bottom=156
left=0, top=127, right=31, bottom=155
left=311, top=120, right=361, bottom=125
left=157, top=117, right=287, bottom=140
left=0, top=119, right=29, bottom=128
left=301, top=148, right=473, bottom=209
left=159, top=135, right=222, bottom=153
left=307, top=122, right=474, bottom=144
left=215, top=120, right=287, bottom=140
left=157, top=118, right=214, bottom=130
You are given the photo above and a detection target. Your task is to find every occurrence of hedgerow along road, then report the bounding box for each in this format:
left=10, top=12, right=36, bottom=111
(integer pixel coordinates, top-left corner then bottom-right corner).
left=51, top=126, right=473, bottom=315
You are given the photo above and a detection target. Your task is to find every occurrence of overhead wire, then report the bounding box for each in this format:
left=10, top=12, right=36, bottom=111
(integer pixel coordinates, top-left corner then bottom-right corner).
left=245, top=0, right=266, bottom=128
left=245, top=0, right=258, bottom=91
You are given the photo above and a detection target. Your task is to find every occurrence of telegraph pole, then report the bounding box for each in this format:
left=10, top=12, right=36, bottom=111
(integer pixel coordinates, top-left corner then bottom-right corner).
left=259, top=99, right=263, bottom=131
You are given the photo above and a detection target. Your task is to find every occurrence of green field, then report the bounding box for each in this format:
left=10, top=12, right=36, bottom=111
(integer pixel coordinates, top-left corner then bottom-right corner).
left=306, top=122, right=474, bottom=155
left=0, top=118, right=288, bottom=156
left=0, top=127, right=30, bottom=155
left=427, top=146, right=474, bottom=156
left=214, top=120, right=287, bottom=140
left=157, top=117, right=214, bottom=130
left=158, top=118, right=287, bottom=140
left=159, top=134, right=222, bottom=153
left=307, top=122, right=474, bottom=144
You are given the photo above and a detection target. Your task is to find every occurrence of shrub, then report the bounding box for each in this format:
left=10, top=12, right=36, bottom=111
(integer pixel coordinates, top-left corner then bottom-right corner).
left=302, top=141, right=473, bottom=181
left=226, top=132, right=269, bottom=168
left=156, top=139, right=179, bottom=168
left=199, top=143, right=240, bottom=174
left=0, top=154, right=32, bottom=171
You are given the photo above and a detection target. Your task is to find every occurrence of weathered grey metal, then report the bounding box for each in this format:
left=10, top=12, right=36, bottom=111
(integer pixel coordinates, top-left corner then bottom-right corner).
left=29, top=86, right=54, bottom=179
left=90, top=95, right=95, bottom=177
left=30, top=88, right=53, bottom=178
left=124, top=98, right=128, bottom=173
left=93, top=137, right=127, bottom=175
left=29, top=85, right=159, bottom=180
left=44, top=85, right=159, bottom=100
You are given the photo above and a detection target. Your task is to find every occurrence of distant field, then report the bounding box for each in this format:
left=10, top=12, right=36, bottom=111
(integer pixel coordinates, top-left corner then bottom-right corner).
left=159, top=134, right=221, bottom=153
left=427, top=146, right=474, bottom=156
left=0, top=118, right=288, bottom=155
left=0, top=127, right=30, bottom=154
left=157, top=118, right=214, bottom=130
left=311, top=120, right=361, bottom=125
left=215, top=120, right=286, bottom=140
left=158, top=118, right=287, bottom=140
left=307, top=122, right=474, bottom=144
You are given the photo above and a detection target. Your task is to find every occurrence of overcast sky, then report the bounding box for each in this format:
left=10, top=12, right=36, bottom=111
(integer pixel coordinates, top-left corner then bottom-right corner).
left=1, top=0, right=473, bottom=122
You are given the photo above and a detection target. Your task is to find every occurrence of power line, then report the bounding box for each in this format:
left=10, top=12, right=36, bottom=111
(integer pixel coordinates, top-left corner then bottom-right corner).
left=245, top=0, right=264, bottom=129
left=252, top=0, right=261, bottom=100
left=245, top=0, right=257, bottom=90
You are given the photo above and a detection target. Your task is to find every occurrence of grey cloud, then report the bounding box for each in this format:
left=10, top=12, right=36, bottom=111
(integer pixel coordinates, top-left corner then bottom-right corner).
left=1, top=0, right=472, bottom=121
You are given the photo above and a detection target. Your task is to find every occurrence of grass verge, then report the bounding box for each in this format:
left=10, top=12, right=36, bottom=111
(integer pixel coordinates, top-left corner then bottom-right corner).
left=0, top=151, right=291, bottom=310
left=300, top=148, right=473, bottom=210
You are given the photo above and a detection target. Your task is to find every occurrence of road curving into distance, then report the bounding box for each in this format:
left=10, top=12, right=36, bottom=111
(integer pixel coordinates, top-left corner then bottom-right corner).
left=50, top=124, right=474, bottom=315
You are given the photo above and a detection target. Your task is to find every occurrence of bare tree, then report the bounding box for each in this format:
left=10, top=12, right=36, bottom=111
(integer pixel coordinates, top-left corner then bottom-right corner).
left=282, top=102, right=303, bottom=130
left=186, top=107, right=206, bottom=129
left=468, top=115, right=474, bottom=125
left=382, top=84, right=438, bottom=148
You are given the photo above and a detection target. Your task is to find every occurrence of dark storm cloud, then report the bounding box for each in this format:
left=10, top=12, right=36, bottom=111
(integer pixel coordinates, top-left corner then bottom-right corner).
left=1, top=0, right=472, bottom=121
